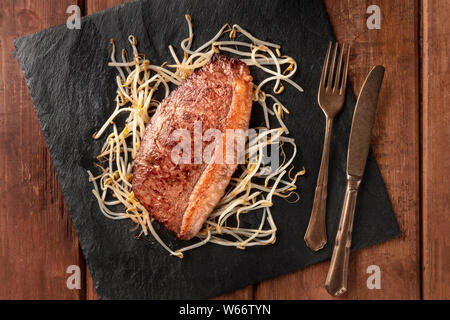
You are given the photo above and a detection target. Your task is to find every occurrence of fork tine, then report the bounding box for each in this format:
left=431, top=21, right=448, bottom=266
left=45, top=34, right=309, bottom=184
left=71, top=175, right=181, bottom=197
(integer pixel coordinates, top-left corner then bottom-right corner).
left=319, top=42, right=332, bottom=88
left=333, top=43, right=345, bottom=93
left=339, top=44, right=351, bottom=95
left=326, top=43, right=338, bottom=89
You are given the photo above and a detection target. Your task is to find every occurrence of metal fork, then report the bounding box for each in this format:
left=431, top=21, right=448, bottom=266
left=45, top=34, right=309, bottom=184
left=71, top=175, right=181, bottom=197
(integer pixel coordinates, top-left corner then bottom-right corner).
left=304, top=42, right=350, bottom=251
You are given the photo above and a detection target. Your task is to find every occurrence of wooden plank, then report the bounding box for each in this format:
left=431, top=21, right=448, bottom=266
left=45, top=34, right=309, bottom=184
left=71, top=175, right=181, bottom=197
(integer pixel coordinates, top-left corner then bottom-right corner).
left=85, top=266, right=97, bottom=300
left=256, top=0, right=421, bottom=299
left=0, top=0, right=85, bottom=299
left=422, top=0, right=450, bottom=300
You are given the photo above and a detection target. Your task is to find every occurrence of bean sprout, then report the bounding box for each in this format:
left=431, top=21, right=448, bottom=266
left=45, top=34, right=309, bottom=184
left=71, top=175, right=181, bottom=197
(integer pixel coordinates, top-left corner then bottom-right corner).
left=88, top=15, right=305, bottom=258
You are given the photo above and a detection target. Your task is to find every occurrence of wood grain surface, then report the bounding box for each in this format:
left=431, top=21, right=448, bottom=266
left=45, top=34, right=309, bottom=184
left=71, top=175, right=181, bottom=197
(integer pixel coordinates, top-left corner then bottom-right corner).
left=0, top=0, right=447, bottom=300
left=421, top=0, right=450, bottom=300
left=0, top=0, right=84, bottom=299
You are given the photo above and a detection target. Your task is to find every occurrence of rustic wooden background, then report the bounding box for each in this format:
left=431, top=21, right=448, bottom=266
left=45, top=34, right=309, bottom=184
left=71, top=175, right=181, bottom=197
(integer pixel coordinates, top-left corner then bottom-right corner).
left=0, top=0, right=448, bottom=300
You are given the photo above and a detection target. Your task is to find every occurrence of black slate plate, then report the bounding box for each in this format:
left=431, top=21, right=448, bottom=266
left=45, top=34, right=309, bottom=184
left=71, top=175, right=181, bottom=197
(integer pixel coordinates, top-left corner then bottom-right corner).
left=14, top=0, right=399, bottom=299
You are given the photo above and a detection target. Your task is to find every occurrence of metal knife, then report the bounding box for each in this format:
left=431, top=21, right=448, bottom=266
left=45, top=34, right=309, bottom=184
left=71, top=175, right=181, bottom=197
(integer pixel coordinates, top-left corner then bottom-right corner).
left=325, top=65, right=385, bottom=296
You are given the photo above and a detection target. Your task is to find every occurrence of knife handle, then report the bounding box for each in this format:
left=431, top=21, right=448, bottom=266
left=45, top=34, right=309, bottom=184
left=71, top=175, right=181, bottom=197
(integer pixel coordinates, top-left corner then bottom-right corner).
left=305, top=117, right=333, bottom=251
left=325, top=175, right=361, bottom=296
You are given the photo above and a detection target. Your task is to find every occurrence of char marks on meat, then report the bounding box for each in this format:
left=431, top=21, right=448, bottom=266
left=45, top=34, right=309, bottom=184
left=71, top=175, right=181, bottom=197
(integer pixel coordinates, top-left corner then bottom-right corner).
left=132, top=54, right=253, bottom=240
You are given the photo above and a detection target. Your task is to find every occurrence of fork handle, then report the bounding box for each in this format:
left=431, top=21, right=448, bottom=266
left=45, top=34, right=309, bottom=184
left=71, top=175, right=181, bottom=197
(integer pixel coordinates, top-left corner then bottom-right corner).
left=304, top=117, right=333, bottom=251
left=325, top=175, right=361, bottom=296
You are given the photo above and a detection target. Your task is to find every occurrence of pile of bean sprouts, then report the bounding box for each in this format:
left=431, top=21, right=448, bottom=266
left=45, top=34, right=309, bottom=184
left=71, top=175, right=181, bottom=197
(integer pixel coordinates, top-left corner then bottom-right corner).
left=88, top=15, right=305, bottom=258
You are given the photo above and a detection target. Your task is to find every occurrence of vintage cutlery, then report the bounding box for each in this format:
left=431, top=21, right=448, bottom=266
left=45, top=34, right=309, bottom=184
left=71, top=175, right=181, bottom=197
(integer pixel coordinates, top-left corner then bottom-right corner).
left=325, top=65, right=385, bottom=296
left=305, top=42, right=350, bottom=251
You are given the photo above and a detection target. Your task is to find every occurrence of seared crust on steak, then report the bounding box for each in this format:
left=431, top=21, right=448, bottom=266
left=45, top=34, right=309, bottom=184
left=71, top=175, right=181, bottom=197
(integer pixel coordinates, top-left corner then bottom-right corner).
left=132, top=54, right=253, bottom=240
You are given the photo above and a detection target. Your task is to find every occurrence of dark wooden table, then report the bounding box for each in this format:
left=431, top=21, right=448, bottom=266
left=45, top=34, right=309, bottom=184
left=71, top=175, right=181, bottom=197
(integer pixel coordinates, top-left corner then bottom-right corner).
left=1, top=0, right=448, bottom=300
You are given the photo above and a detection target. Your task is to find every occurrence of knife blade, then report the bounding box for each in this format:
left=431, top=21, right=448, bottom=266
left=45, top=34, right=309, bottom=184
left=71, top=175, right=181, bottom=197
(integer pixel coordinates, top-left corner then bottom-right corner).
left=347, top=65, right=385, bottom=177
left=325, top=65, right=385, bottom=296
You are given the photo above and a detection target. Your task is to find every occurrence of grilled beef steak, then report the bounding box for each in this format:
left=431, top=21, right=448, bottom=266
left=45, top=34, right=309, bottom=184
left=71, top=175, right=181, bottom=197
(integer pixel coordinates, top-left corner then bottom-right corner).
left=132, top=54, right=253, bottom=240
